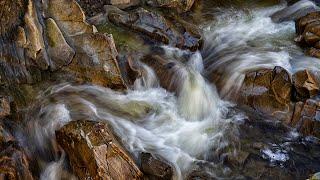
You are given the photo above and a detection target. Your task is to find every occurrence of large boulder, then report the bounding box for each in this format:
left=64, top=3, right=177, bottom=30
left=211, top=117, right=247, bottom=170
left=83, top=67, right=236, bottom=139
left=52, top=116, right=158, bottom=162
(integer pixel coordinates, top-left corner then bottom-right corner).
left=47, top=0, right=127, bottom=89
left=56, top=120, right=143, bottom=180
left=271, top=0, right=320, bottom=23
left=239, top=66, right=293, bottom=120
left=107, top=7, right=203, bottom=51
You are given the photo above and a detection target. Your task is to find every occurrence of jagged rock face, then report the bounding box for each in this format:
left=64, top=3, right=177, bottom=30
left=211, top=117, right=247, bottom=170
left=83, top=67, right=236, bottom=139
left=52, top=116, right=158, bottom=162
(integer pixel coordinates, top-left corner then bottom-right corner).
left=47, top=0, right=127, bottom=89
left=296, top=11, right=320, bottom=58
left=108, top=7, right=202, bottom=51
left=56, top=120, right=143, bottom=180
left=293, top=70, right=320, bottom=101
left=147, top=0, right=196, bottom=12
left=239, top=66, right=293, bottom=120
left=287, top=99, right=320, bottom=137
left=0, top=0, right=27, bottom=39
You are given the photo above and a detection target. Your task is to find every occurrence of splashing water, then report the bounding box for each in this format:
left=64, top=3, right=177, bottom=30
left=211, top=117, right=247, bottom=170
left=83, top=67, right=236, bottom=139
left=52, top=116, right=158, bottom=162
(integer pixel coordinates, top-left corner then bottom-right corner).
left=201, top=4, right=320, bottom=99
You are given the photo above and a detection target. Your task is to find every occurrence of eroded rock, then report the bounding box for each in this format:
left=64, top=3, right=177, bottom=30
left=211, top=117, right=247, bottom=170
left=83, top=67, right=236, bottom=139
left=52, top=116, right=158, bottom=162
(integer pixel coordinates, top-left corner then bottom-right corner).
left=0, top=122, right=34, bottom=180
left=56, top=120, right=143, bottom=180
left=108, top=7, right=202, bottom=51
left=45, top=18, right=75, bottom=70
left=141, top=152, right=173, bottom=180
left=295, top=11, right=320, bottom=58
left=239, top=66, right=293, bottom=120
left=293, top=70, right=320, bottom=101
left=287, top=99, right=320, bottom=138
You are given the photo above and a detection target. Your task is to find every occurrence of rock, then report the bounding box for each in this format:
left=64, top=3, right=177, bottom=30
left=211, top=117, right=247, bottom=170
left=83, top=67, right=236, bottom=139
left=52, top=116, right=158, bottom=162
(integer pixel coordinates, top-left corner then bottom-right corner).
left=140, top=54, right=186, bottom=94
left=0, top=0, right=27, bottom=39
left=271, top=0, right=320, bottom=23
left=0, top=122, right=34, bottom=180
left=47, top=0, right=95, bottom=37
left=56, top=120, right=143, bottom=180
left=225, top=151, right=250, bottom=168
left=24, top=0, right=50, bottom=70
left=295, top=11, right=320, bottom=58
left=45, top=18, right=75, bottom=70
left=68, top=33, right=127, bottom=89
left=287, top=99, right=320, bottom=138
left=293, top=70, right=320, bottom=100
left=108, top=7, right=202, bottom=51
left=147, top=0, right=196, bottom=12
left=239, top=66, right=293, bottom=120
left=47, top=0, right=127, bottom=89
left=140, top=152, right=173, bottom=180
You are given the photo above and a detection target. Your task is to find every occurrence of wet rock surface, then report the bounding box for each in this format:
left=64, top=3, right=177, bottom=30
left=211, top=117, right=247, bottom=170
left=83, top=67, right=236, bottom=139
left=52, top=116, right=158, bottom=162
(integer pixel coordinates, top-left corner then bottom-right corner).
left=238, top=66, right=293, bottom=120
left=140, top=152, right=173, bottom=180
left=296, top=11, right=320, bottom=58
left=56, top=120, right=143, bottom=180
left=107, top=7, right=203, bottom=51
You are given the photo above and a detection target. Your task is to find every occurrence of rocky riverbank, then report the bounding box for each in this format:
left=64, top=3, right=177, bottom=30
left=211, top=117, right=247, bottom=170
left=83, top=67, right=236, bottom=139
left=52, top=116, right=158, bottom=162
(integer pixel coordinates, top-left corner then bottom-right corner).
left=0, top=0, right=319, bottom=179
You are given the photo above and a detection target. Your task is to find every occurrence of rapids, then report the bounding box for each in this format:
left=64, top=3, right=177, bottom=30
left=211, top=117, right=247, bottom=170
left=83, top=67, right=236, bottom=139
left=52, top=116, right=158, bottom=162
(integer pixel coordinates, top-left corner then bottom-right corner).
left=12, top=1, right=320, bottom=179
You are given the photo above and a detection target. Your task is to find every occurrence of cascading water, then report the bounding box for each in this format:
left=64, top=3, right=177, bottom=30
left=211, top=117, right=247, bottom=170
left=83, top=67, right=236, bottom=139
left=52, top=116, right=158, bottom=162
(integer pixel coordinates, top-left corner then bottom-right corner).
left=12, top=1, right=320, bottom=179
left=22, top=48, right=244, bottom=179
left=202, top=3, right=320, bottom=99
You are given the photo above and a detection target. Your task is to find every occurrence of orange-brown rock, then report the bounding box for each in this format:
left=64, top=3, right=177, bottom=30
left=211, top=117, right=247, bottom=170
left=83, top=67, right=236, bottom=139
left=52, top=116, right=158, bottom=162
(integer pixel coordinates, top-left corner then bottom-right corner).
left=287, top=99, right=320, bottom=138
left=56, top=120, right=143, bottom=180
left=293, top=70, right=320, bottom=101
left=239, top=66, right=293, bottom=120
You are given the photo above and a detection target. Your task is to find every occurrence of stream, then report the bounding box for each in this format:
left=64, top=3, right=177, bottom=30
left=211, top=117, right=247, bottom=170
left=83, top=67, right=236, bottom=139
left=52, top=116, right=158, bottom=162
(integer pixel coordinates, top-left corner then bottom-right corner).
left=12, top=1, right=320, bottom=179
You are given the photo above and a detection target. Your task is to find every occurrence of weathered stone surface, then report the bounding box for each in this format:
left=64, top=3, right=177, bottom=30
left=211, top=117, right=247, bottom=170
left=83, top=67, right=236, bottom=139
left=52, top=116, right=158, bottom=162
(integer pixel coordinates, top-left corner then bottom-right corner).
left=68, top=33, right=126, bottom=89
left=239, top=66, right=293, bottom=120
left=293, top=70, right=320, bottom=101
left=24, top=0, right=50, bottom=70
left=287, top=99, right=320, bottom=138
left=56, top=120, right=143, bottom=180
left=45, top=18, right=75, bottom=70
left=141, top=152, right=173, bottom=180
left=0, top=122, right=33, bottom=180
left=108, top=7, right=202, bottom=51
left=147, top=0, right=196, bottom=12
left=0, top=0, right=27, bottom=39
left=47, top=0, right=95, bottom=37
left=295, top=11, right=320, bottom=58
left=47, top=0, right=126, bottom=89
left=271, top=0, right=320, bottom=23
